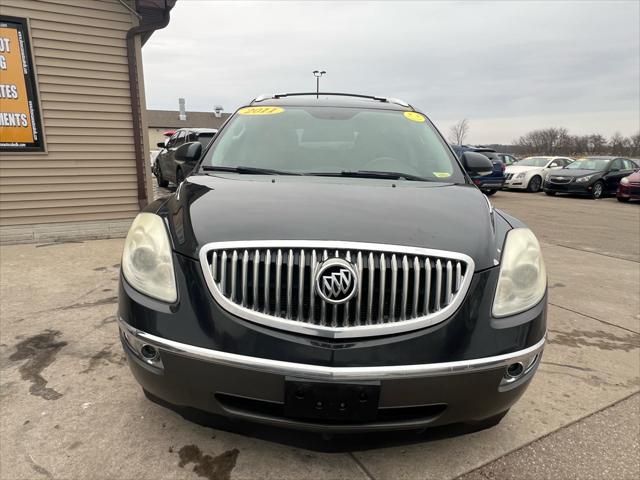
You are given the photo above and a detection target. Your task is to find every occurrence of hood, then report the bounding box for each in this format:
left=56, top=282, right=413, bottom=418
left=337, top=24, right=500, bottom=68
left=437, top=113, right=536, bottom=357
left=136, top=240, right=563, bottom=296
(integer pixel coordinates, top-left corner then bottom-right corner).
left=625, top=171, right=640, bottom=183
left=548, top=169, right=601, bottom=178
left=505, top=165, right=542, bottom=174
left=161, top=175, right=503, bottom=271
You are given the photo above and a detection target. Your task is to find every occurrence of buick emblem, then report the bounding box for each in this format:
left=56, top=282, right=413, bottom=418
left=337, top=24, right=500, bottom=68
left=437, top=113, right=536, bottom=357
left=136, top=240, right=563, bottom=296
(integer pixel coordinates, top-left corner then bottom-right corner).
left=314, top=258, right=358, bottom=304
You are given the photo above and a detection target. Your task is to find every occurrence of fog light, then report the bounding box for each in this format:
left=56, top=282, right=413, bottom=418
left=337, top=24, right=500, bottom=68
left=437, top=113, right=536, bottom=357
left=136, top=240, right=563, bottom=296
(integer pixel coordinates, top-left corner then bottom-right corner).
left=140, top=344, right=159, bottom=361
left=120, top=325, right=164, bottom=370
left=506, top=362, right=524, bottom=378
left=500, top=353, right=540, bottom=389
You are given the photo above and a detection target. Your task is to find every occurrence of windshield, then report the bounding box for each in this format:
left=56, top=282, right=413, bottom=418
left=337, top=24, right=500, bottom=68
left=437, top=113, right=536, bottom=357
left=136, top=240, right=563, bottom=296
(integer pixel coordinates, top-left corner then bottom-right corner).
left=566, top=158, right=610, bottom=170
left=200, top=106, right=464, bottom=182
left=516, top=157, right=550, bottom=167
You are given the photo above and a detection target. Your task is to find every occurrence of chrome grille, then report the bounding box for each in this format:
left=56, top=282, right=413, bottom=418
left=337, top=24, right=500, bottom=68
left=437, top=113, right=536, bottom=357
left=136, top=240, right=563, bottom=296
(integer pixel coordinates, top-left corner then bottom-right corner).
left=200, top=241, right=474, bottom=338
left=549, top=176, right=571, bottom=184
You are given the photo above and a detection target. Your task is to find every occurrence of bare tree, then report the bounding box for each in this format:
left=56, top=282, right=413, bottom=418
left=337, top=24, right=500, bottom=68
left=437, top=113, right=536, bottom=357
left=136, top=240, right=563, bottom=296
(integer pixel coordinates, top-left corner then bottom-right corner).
left=448, top=119, right=470, bottom=145
left=515, top=127, right=569, bottom=155
left=629, top=132, right=640, bottom=157
left=609, top=132, right=628, bottom=156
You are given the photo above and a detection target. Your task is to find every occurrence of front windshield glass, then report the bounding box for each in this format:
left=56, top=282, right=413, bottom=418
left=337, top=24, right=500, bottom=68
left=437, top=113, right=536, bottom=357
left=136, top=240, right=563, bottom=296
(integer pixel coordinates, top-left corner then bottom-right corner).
left=566, top=158, right=610, bottom=170
left=516, top=157, right=550, bottom=167
left=200, top=106, right=464, bottom=182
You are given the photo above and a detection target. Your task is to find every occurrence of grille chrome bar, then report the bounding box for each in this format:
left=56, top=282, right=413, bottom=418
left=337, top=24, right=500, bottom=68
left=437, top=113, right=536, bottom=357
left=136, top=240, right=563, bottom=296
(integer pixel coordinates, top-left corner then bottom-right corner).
left=200, top=241, right=475, bottom=339
left=298, top=249, right=305, bottom=321
left=275, top=249, right=282, bottom=315
left=401, top=255, right=409, bottom=320
left=241, top=250, right=248, bottom=307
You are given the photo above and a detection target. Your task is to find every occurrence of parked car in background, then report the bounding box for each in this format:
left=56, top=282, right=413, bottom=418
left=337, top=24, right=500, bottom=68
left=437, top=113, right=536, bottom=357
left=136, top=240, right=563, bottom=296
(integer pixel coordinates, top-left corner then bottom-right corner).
left=119, top=93, right=547, bottom=434
left=498, top=153, right=518, bottom=166
left=544, top=156, right=639, bottom=199
left=154, top=128, right=217, bottom=187
left=504, top=156, right=573, bottom=193
left=616, top=169, right=640, bottom=202
left=451, top=145, right=505, bottom=195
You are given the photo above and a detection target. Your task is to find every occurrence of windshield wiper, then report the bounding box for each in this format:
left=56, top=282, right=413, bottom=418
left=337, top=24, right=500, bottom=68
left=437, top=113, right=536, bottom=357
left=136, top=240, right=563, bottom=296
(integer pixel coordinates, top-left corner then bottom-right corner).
left=201, top=165, right=302, bottom=175
left=309, top=170, right=431, bottom=181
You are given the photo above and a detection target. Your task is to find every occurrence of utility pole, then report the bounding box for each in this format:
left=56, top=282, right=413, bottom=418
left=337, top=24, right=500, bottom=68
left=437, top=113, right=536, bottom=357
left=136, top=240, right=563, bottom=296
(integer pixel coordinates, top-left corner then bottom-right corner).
left=312, top=70, right=326, bottom=98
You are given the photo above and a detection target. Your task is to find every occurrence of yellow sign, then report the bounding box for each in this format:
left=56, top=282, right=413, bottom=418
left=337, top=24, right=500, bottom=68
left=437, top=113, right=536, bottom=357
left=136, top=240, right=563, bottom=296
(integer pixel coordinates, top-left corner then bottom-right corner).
left=237, top=106, right=284, bottom=116
left=0, top=17, right=44, bottom=151
left=433, top=172, right=452, bottom=178
left=403, top=112, right=425, bottom=122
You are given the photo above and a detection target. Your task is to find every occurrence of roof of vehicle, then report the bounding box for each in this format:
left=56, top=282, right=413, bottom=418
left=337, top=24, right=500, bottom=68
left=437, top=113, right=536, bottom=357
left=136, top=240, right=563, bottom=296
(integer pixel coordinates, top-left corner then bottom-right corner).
left=177, top=127, right=218, bottom=134
left=579, top=156, right=619, bottom=160
left=249, top=92, right=415, bottom=111
left=451, top=145, right=497, bottom=153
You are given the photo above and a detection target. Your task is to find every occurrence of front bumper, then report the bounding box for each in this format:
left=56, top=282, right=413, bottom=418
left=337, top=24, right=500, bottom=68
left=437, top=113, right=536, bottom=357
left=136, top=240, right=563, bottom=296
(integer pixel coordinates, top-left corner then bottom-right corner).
left=543, top=181, right=590, bottom=195
left=617, top=184, right=640, bottom=200
left=119, top=317, right=544, bottom=432
left=503, top=177, right=527, bottom=189
left=118, top=251, right=546, bottom=432
left=474, top=177, right=505, bottom=190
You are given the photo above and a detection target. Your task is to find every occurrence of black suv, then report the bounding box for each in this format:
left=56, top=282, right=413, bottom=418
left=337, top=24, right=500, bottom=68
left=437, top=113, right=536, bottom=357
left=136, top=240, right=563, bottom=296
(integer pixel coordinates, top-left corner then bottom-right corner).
left=119, top=93, right=547, bottom=433
left=450, top=145, right=506, bottom=195
left=153, top=128, right=217, bottom=187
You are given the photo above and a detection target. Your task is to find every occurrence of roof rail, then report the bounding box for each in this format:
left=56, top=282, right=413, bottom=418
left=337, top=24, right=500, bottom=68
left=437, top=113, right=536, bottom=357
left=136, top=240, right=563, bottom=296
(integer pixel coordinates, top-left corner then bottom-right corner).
left=252, top=92, right=413, bottom=109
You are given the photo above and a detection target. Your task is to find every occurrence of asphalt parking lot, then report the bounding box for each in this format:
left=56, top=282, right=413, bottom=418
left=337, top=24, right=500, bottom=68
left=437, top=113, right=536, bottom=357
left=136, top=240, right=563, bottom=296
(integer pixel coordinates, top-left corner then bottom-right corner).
left=1, top=191, right=638, bottom=480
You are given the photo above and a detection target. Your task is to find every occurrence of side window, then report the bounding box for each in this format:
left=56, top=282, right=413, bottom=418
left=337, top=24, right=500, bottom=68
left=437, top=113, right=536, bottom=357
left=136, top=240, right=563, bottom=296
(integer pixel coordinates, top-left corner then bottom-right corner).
left=187, top=132, right=196, bottom=143
left=610, top=159, right=624, bottom=171
left=175, top=130, right=186, bottom=146
left=623, top=159, right=636, bottom=170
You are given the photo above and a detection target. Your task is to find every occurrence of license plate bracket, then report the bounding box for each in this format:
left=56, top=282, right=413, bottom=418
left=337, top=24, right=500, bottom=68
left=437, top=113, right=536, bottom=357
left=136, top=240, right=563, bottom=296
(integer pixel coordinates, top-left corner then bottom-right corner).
left=284, top=377, right=380, bottom=422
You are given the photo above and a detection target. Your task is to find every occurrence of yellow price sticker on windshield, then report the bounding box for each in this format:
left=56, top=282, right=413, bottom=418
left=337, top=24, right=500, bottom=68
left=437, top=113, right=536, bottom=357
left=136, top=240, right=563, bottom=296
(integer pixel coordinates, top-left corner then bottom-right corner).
left=237, top=106, right=284, bottom=116
left=433, top=172, right=452, bottom=178
left=403, top=112, right=425, bottom=122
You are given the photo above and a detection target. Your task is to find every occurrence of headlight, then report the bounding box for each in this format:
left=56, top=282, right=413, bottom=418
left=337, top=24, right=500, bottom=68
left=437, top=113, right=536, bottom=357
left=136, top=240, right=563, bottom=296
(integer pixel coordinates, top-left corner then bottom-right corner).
left=620, top=177, right=630, bottom=185
left=122, top=213, right=177, bottom=302
left=493, top=228, right=546, bottom=317
left=575, top=175, right=593, bottom=183
left=515, top=172, right=526, bottom=179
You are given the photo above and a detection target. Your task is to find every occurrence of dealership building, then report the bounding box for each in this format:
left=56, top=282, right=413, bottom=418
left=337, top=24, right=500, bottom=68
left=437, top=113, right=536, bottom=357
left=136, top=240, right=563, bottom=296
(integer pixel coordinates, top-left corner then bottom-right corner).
left=0, top=0, right=175, bottom=244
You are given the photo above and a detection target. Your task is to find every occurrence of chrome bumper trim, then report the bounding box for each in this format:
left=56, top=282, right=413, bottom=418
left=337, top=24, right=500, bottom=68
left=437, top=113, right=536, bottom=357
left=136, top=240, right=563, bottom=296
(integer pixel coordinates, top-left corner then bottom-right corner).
left=118, top=317, right=545, bottom=381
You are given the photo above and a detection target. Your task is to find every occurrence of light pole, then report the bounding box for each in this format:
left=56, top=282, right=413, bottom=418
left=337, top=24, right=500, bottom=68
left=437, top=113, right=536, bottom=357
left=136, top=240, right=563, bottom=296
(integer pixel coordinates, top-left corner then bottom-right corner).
left=312, top=70, right=326, bottom=98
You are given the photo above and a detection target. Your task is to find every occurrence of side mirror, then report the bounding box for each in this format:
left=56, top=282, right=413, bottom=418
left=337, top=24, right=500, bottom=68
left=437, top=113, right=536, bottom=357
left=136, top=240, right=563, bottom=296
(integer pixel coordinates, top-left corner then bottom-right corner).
left=175, top=141, right=203, bottom=163
left=460, top=151, right=494, bottom=176
left=157, top=141, right=167, bottom=148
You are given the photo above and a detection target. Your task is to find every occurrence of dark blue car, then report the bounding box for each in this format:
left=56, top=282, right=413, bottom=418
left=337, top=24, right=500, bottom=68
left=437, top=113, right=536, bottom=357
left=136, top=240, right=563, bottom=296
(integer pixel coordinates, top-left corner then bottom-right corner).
left=451, top=145, right=505, bottom=196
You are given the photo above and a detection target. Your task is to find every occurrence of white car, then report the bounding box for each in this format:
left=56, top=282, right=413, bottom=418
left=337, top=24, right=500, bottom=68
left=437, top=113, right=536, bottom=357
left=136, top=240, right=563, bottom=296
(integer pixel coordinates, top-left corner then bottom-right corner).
left=504, top=156, right=574, bottom=192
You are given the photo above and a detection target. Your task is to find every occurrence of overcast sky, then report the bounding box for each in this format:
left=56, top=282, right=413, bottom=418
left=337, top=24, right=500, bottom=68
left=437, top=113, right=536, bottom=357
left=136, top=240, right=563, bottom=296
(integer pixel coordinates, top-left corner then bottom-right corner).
left=142, top=1, right=640, bottom=144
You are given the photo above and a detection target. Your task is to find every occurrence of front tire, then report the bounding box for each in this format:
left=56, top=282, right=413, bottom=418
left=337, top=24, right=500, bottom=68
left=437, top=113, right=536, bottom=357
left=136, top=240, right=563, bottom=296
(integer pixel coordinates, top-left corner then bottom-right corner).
left=527, top=175, right=542, bottom=193
left=483, top=189, right=497, bottom=196
left=156, top=163, right=168, bottom=188
left=591, top=181, right=604, bottom=199
left=544, top=190, right=556, bottom=196
left=617, top=196, right=629, bottom=203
